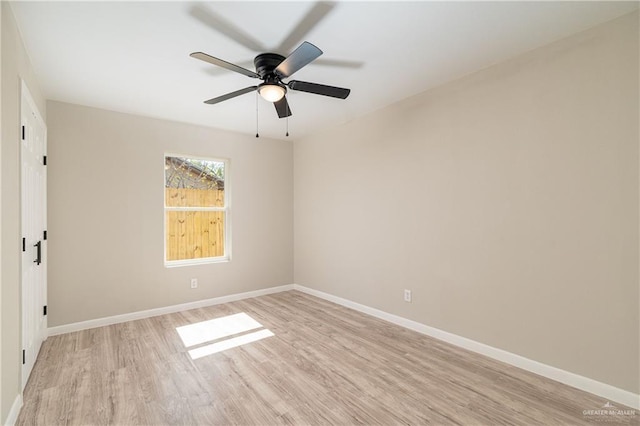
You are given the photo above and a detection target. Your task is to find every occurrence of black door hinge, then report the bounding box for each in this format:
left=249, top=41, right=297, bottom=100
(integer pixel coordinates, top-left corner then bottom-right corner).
left=43, top=155, right=47, bottom=166
left=21, top=126, right=25, bottom=140
left=43, top=305, right=47, bottom=316
left=22, top=350, right=25, bottom=365
left=44, top=230, right=47, bottom=241
left=22, top=238, right=26, bottom=252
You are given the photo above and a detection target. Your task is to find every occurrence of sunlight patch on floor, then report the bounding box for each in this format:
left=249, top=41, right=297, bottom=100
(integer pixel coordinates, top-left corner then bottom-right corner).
left=176, top=312, right=274, bottom=359
left=188, top=329, right=275, bottom=359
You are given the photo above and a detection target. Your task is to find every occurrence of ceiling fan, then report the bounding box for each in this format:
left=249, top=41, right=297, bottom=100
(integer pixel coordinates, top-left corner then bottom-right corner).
left=190, top=41, right=350, bottom=118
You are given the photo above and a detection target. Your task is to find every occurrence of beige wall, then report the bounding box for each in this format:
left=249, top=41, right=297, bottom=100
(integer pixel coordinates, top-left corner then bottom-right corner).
left=294, top=12, right=639, bottom=394
left=1, top=2, right=47, bottom=423
left=47, top=101, right=293, bottom=327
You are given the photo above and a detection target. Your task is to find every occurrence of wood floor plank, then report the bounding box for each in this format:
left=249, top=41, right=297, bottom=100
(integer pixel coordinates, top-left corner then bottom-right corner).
left=17, top=290, right=638, bottom=425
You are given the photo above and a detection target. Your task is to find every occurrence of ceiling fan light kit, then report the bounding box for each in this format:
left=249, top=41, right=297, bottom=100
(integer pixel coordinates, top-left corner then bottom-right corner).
left=258, top=83, right=286, bottom=102
left=191, top=41, right=351, bottom=123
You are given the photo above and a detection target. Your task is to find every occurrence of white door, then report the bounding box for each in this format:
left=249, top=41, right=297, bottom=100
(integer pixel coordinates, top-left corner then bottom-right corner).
left=21, top=81, right=47, bottom=388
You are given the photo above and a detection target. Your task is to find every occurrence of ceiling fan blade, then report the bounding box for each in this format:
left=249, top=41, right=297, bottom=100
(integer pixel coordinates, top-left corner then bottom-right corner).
left=190, top=52, right=260, bottom=79
left=204, top=86, right=257, bottom=105
left=287, top=80, right=350, bottom=99
left=190, top=4, right=266, bottom=52
left=274, top=96, right=293, bottom=118
left=204, top=59, right=255, bottom=77
left=275, top=42, right=323, bottom=78
left=276, top=2, right=336, bottom=54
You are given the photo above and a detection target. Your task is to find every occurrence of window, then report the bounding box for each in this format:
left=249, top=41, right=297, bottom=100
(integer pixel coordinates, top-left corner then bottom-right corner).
left=164, top=155, right=229, bottom=266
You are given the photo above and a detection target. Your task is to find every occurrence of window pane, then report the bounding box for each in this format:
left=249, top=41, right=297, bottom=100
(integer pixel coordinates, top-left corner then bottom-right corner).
left=165, top=156, right=224, bottom=207
left=166, top=211, right=225, bottom=261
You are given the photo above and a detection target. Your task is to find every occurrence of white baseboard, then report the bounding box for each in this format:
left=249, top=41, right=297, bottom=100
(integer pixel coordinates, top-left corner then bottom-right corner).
left=47, top=284, right=295, bottom=336
left=4, top=394, right=23, bottom=426
left=292, top=284, right=640, bottom=410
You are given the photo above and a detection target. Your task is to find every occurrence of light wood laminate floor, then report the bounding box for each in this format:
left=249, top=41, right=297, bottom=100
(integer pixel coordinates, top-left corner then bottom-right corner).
left=18, top=291, right=637, bottom=425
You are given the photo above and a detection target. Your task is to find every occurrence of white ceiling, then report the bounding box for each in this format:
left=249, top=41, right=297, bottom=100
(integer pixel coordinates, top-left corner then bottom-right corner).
left=11, top=1, right=638, bottom=140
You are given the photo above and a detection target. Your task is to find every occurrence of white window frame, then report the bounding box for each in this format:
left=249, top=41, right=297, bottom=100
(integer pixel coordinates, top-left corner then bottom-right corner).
left=164, top=153, right=231, bottom=267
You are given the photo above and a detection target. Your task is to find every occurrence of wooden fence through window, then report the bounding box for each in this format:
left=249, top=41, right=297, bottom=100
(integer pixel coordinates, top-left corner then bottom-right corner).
left=165, top=188, right=225, bottom=261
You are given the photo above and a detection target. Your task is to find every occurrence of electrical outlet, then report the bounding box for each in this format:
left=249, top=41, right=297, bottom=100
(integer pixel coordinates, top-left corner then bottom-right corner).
left=404, top=289, right=412, bottom=302
left=190, top=278, right=198, bottom=289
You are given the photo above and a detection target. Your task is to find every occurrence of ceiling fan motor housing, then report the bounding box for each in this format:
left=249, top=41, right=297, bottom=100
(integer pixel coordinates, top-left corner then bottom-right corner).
left=254, top=53, right=286, bottom=80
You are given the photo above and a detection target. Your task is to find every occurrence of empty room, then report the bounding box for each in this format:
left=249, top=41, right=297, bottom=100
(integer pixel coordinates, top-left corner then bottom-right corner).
left=1, top=1, right=638, bottom=425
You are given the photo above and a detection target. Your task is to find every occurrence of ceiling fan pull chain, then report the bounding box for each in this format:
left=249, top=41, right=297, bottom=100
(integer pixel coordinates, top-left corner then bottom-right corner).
left=255, top=92, right=260, bottom=138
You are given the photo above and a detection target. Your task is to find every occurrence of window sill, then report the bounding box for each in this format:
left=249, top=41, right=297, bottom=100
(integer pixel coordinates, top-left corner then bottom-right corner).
left=164, top=257, right=230, bottom=268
